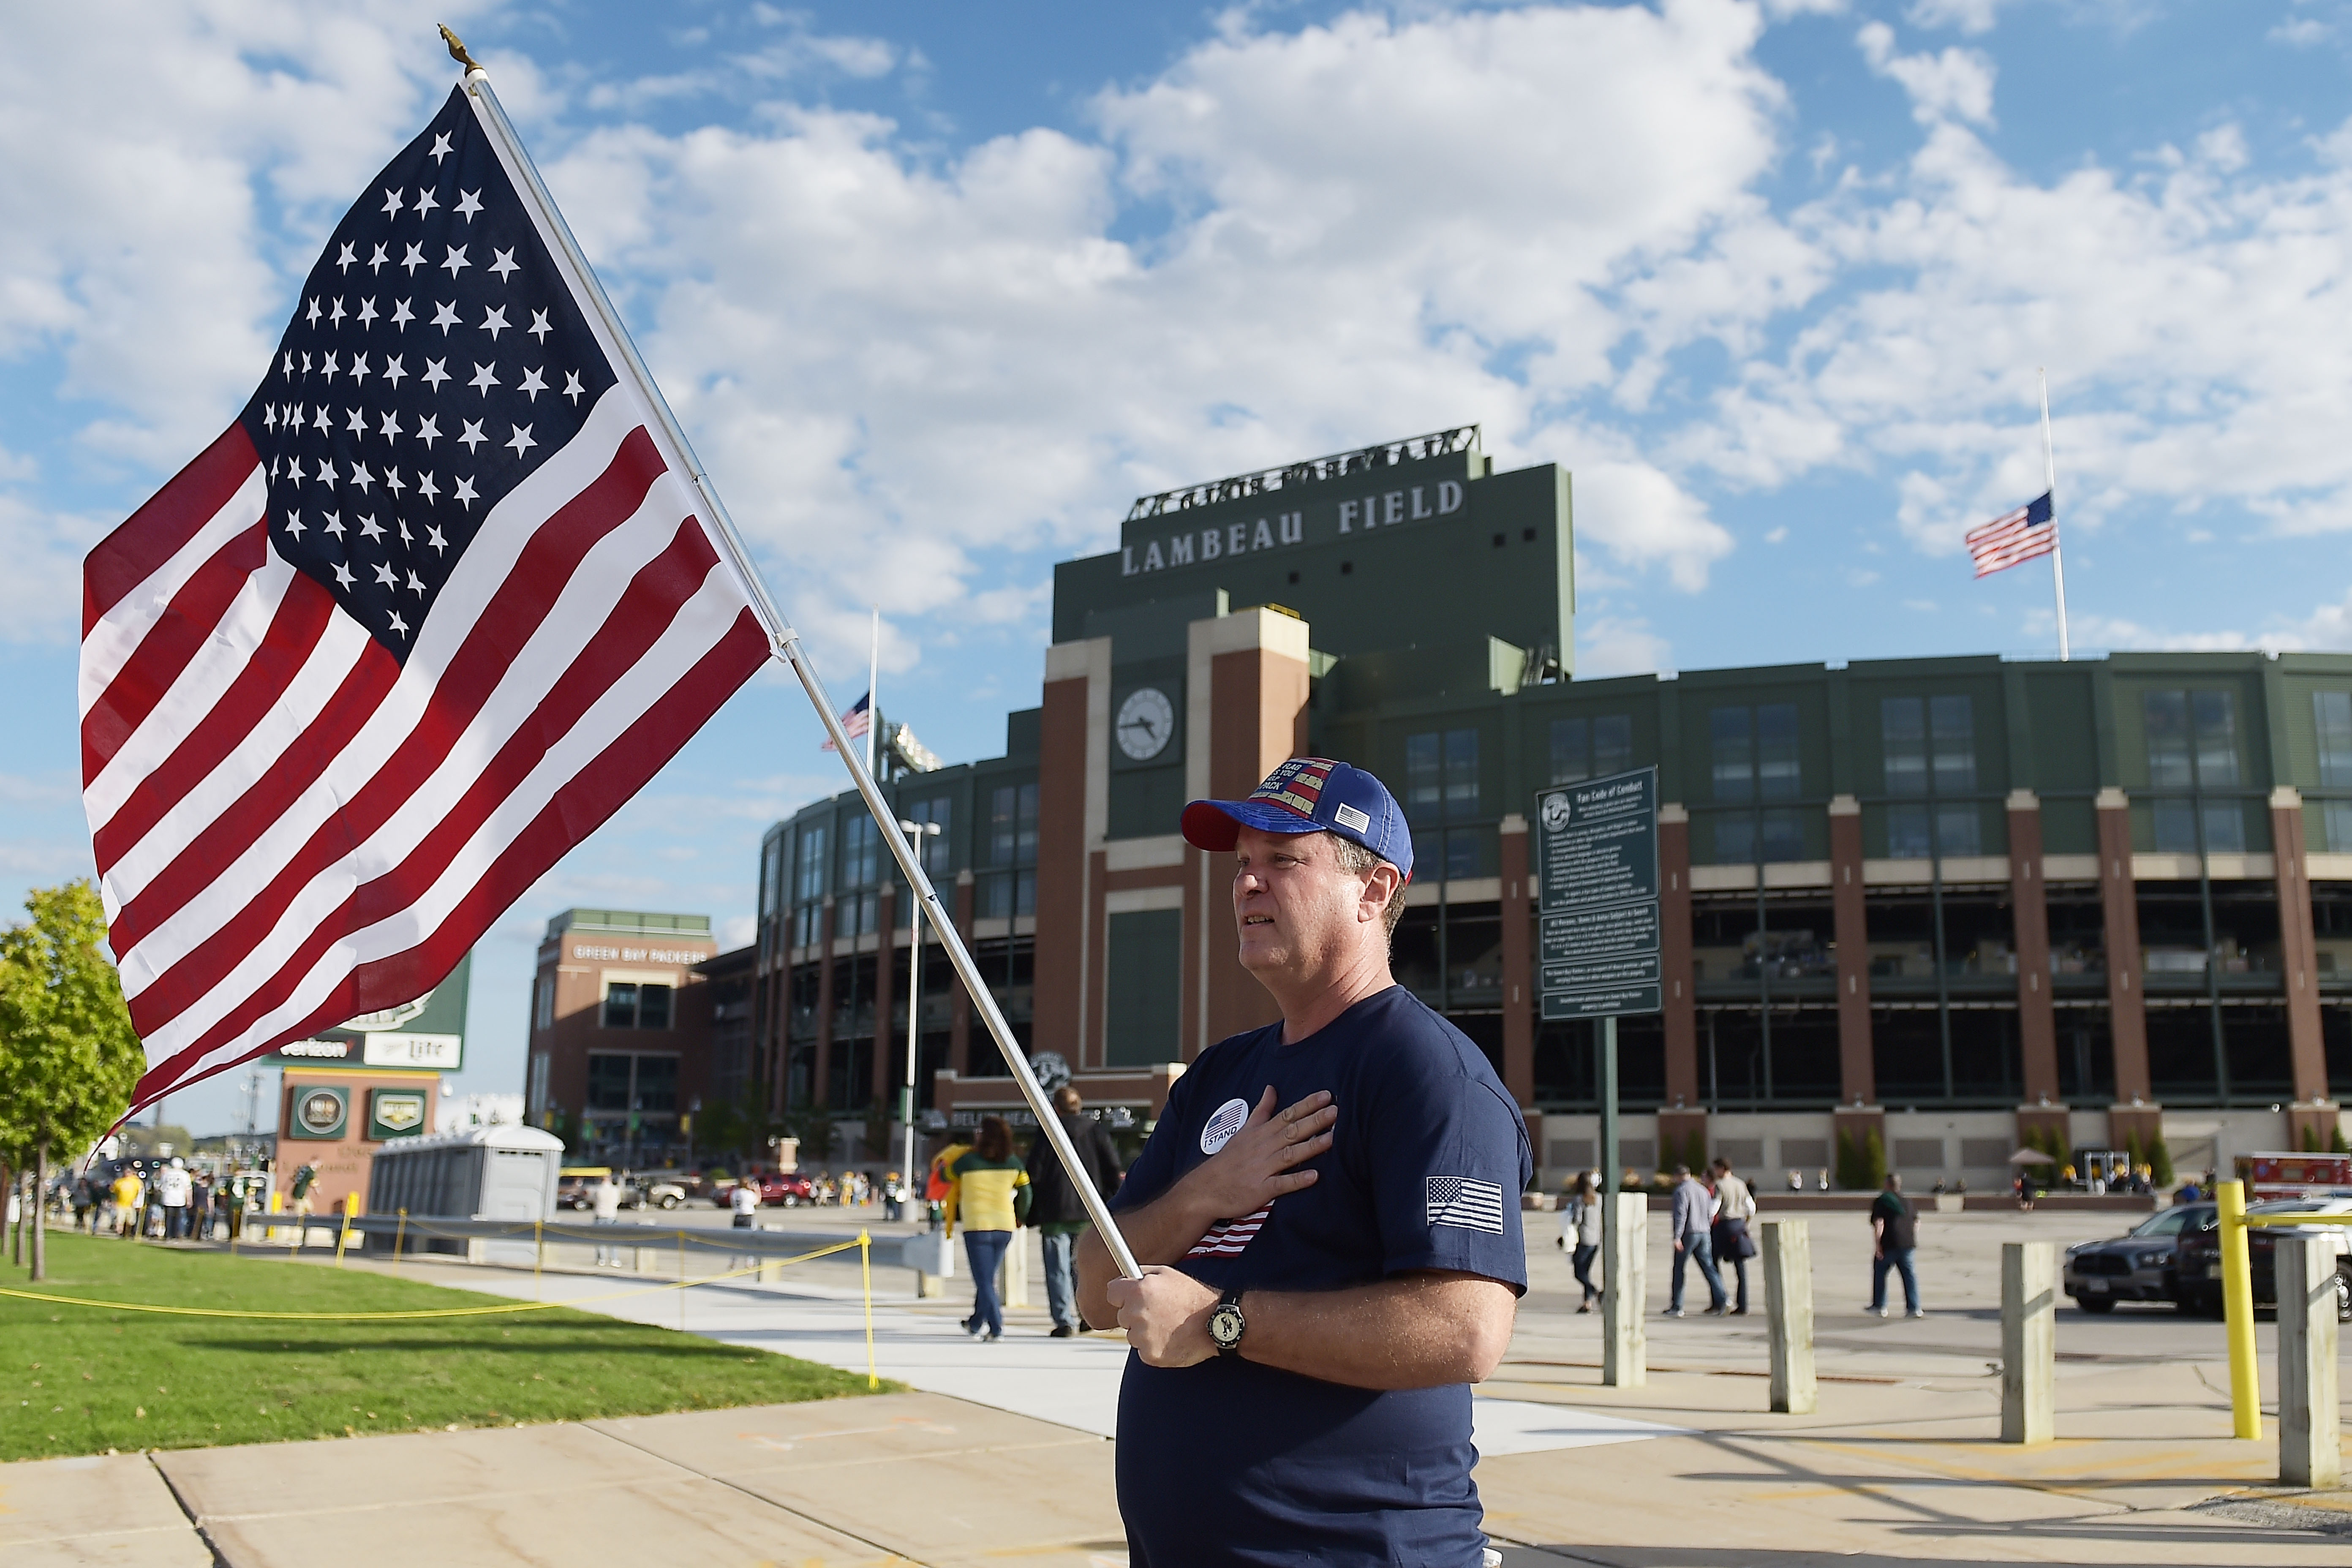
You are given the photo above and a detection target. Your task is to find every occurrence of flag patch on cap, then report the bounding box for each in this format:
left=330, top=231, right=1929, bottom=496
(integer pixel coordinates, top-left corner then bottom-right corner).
left=1248, top=757, right=1337, bottom=820
left=1426, top=1176, right=1506, bottom=1234
left=1333, top=802, right=1371, bottom=832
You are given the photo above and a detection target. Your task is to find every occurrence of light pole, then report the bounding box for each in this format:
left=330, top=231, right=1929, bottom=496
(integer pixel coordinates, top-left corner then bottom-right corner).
left=898, top=817, right=943, bottom=1209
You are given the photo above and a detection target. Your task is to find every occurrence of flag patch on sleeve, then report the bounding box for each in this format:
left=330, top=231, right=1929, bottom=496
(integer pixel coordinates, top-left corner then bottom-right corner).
left=1426, top=1176, right=1507, bottom=1234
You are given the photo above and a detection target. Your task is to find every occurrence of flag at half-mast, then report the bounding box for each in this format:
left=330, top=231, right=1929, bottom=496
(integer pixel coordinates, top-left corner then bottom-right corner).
left=79, top=85, right=772, bottom=1115
left=817, top=691, right=871, bottom=753
left=1965, top=490, right=2056, bottom=578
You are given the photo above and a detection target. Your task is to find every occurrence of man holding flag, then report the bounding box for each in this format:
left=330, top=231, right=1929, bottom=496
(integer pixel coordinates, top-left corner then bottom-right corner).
left=1079, top=759, right=1529, bottom=1567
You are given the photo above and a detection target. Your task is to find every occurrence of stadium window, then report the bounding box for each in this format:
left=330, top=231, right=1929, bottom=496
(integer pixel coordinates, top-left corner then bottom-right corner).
left=1713, top=703, right=1804, bottom=862
left=1445, top=729, right=1480, bottom=819
left=906, top=795, right=952, bottom=876
left=2317, top=691, right=2352, bottom=851
left=1882, top=697, right=1980, bottom=858
left=1549, top=714, right=1631, bottom=784
left=533, top=974, right=554, bottom=1032
left=632, top=1054, right=678, bottom=1112
left=2146, top=689, right=2246, bottom=853
left=600, top=981, right=672, bottom=1029
left=841, top=812, right=881, bottom=890
left=794, top=823, right=828, bottom=902
left=990, top=782, right=1038, bottom=867
left=1406, top=729, right=1480, bottom=822
left=586, top=1053, right=632, bottom=1111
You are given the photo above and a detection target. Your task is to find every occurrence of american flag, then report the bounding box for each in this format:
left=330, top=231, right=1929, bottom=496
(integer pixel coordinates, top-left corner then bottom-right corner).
left=817, top=691, right=871, bottom=753
left=1185, top=1203, right=1271, bottom=1258
left=80, top=85, right=772, bottom=1115
left=1425, top=1175, right=1506, bottom=1235
left=1964, top=490, right=2057, bottom=578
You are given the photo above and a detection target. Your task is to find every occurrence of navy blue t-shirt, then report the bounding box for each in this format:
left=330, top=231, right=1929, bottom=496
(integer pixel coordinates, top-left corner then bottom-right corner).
left=1110, top=985, right=1531, bottom=1568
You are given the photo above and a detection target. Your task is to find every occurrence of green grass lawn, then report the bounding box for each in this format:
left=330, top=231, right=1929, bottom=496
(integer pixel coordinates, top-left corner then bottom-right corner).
left=1, top=1232, right=889, bottom=1461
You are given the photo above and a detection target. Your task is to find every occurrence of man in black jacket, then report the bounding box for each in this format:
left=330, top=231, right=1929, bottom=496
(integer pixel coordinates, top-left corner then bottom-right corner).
left=1027, top=1084, right=1124, bottom=1337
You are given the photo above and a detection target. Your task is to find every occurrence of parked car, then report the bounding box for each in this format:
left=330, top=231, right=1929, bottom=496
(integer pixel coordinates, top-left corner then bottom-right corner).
left=555, top=1169, right=608, bottom=1211
left=2063, top=1203, right=2215, bottom=1312
left=630, top=1175, right=689, bottom=1210
left=2173, top=1196, right=2352, bottom=1320
left=754, top=1172, right=815, bottom=1206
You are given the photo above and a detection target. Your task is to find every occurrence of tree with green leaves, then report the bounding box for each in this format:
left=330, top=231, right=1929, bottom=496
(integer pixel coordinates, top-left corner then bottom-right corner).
left=0, top=880, right=144, bottom=1281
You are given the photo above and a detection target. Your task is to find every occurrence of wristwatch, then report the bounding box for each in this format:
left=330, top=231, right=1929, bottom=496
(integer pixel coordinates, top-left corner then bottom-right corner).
left=1208, top=1287, right=1247, bottom=1356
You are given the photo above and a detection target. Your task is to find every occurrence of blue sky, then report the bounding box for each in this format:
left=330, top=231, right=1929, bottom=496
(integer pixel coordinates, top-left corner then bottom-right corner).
left=6, top=0, right=2351, bottom=1135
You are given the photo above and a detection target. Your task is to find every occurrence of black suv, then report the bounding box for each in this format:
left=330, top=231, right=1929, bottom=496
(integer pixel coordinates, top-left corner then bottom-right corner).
left=2062, top=1203, right=2215, bottom=1313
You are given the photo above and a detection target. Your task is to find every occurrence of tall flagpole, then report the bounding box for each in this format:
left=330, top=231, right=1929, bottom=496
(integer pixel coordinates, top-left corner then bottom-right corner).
left=2040, top=368, right=2069, bottom=662
left=866, top=607, right=880, bottom=778
left=457, top=54, right=1142, bottom=1280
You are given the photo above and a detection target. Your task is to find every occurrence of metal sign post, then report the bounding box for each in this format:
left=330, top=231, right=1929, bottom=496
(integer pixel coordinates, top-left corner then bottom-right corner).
left=1536, top=768, right=1662, bottom=1383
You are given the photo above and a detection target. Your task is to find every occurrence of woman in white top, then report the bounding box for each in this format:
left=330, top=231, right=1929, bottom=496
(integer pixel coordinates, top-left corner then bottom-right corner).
left=1559, top=1171, right=1606, bottom=1312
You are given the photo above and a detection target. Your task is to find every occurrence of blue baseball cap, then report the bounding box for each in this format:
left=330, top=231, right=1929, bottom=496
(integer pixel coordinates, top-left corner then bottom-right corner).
left=1180, top=757, right=1414, bottom=882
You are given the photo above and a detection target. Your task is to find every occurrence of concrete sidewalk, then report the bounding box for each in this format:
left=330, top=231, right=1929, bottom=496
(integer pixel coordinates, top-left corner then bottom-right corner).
left=11, top=1373, right=2349, bottom=1567
left=13, top=1209, right=2352, bottom=1565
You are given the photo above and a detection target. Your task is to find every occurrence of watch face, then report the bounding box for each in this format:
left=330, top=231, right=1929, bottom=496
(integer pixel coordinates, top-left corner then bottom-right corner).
left=1209, top=1302, right=1244, bottom=1347
left=1116, top=686, right=1176, bottom=761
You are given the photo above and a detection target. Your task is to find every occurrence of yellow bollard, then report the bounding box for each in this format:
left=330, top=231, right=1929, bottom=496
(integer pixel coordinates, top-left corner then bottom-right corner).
left=392, top=1208, right=407, bottom=1275
left=334, top=1209, right=352, bottom=1268
left=859, top=1230, right=878, bottom=1391
left=2219, top=1180, right=2261, bottom=1440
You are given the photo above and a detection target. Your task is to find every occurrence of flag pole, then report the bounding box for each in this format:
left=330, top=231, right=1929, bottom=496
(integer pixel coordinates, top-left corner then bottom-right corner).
left=457, top=57, right=1142, bottom=1280
left=2039, top=368, right=2069, bottom=662
left=866, top=607, right=880, bottom=778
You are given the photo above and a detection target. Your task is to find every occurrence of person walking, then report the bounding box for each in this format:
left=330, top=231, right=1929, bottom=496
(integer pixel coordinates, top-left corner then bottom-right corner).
left=1078, top=758, right=1528, bottom=1567
left=1867, top=1172, right=1922, bottom=1318
left=1710, top=1158, right=1758, bottom=1315
left=947, top=1116, right=1029, bottom=1341
left=1560, top=1171, right=1603, bottom=1312
left=111, top=1165, right=144, bottom=1239
left=157, top=1157, right=192, bottom=1240
left=1666, top=1163, right=1726, bottom=1317
left=1025, top=1083, right=1125, bottom=1338
left=592, top=1172, right=624, bottom=1266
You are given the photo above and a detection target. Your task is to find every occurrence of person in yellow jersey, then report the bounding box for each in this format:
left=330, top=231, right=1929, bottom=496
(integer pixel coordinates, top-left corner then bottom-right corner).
left=111, top=1165, right=144, bottom=1239
left=946, top=1116, right=1030, bottom=1341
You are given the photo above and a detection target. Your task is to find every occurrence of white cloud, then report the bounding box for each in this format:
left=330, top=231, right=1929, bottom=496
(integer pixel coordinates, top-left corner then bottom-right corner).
left=1905, top=0, right=2016, bottom=33
left=1575, top=613, right=1675, bottom=678
left=1684, top=109, right=2352, bottom=562
left=2270, top=18, right=2332, bottom=47
left=535, top=0, right=1776, bottom=673
left=1859, top=22, right=1998, bottom=126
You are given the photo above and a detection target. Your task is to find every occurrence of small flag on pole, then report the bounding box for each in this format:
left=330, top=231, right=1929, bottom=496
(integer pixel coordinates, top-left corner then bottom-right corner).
left=79, top=84, right=772, bottom=1116
left=817, top=692, right=871, bottom=752
left=1965, top=490, right=2057, bottom=578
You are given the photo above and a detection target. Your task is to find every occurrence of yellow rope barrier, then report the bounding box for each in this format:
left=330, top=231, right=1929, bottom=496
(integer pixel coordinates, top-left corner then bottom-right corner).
left=0, top=1236, right=867, bottom=1322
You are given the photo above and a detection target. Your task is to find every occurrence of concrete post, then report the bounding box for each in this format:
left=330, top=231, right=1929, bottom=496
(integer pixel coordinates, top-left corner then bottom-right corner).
left=1001, top=1224, right=1031, bottom=1308
left=2001, top=1241, right=2056, bottom=1444
left=2278, top=1235, right=2342, bottom=1488
left=1602, top=1190, right=1647, bottom=1387
left=1762, top=1219, right=1816, bottom=1415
